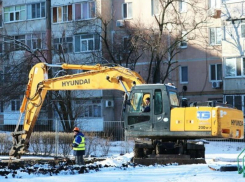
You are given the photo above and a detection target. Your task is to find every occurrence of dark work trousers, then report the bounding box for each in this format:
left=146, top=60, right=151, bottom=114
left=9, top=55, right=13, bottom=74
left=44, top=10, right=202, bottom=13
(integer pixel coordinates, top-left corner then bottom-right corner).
left=75, top=155, right=84, bottom=165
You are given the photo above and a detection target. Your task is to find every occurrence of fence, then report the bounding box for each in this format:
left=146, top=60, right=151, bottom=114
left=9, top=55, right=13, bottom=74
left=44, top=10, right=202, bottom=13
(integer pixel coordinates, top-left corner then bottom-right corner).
left=0, top=119, right=125, bottom=156
left=1, top=119, right=245, bottom=157
left=0, top=119, right=124, bottom=138
left=0, top=119, right=54, bottom=132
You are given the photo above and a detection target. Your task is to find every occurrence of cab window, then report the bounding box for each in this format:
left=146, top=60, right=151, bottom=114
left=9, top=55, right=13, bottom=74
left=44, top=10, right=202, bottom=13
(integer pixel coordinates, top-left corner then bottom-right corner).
left=169, top=91, right=180, bottom=107
left=129, top=92, right=151, bottom=113
left=154, top=89, right=162, bottom=115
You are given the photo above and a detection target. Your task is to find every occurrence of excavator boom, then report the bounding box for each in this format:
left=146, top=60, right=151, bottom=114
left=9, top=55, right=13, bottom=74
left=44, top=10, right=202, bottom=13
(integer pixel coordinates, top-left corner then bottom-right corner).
left=9, top=62, right=145, bottom=157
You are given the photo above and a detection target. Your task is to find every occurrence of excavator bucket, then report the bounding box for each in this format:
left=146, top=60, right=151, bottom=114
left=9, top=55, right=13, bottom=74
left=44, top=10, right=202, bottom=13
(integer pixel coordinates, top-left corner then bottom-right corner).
left=9, top=131, right=28, bottom=159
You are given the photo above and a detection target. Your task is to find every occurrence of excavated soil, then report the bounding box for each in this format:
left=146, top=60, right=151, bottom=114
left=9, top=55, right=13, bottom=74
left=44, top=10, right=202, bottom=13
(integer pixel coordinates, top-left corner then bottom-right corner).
left=0, top=158, right=136, bottom=179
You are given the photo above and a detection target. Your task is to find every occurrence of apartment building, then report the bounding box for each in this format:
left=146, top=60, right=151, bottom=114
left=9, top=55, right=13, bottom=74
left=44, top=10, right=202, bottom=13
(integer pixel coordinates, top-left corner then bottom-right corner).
left=0, top=0, right=49, bottom=128
left=0, top=0, right=115, bottom=131
left=111, top=0, right=223, bottom=108
left=50, top=0, right=115, bottom=131
left=175, top=0, right=223, bottom=104
left=0, top=0, right=244, bottom=131
left=222, top=0, right=245, bottom=115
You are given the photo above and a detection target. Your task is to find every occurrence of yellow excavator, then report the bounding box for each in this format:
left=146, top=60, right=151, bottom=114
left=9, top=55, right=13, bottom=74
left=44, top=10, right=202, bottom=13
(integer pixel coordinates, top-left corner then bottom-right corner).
left=9, top=62, right=244, bottom=164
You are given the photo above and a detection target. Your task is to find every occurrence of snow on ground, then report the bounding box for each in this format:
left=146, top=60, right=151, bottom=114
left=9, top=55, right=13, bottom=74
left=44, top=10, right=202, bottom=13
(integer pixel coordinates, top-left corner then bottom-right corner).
left=1, top=141, right=245, bottom=182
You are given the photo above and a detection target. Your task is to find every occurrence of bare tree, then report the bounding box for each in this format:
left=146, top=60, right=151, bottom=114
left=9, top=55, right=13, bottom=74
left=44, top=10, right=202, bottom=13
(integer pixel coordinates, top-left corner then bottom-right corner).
left=73, top=11, right=144, bottom=70
left=73, top=0, right=209, bottom=84
left=0, top=34, right=48, bottom=103
left=50, top=32, right=99, bottom=132
left=0, top=33, right=87, bottom=132
left=131, top=0, right=208, bottom=83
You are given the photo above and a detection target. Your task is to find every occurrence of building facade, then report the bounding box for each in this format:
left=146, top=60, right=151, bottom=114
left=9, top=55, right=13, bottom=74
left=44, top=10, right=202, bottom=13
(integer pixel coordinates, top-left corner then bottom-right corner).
left=0, top=0, right=115, bottom=131
left=111, top=0, right=223, bottom=107
left=0, top=0, right=244, bottom=131
left=222, top=0, right=245, bottom=115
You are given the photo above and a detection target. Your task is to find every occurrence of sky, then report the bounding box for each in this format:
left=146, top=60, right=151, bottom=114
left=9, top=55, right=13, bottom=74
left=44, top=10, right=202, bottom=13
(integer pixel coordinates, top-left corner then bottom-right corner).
left=1, top=140, right=245, bottom=182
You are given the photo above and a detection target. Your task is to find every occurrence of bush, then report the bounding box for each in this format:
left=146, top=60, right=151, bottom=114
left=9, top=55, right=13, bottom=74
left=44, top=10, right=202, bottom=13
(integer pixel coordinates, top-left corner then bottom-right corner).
left=58, top=132, right=73, bottom=157
left=83, top=132, right=99, bottom=156
left=29, top=132, right=42, bottom=155
left=30, top=132, right=72, bottom=156
left=0, top=131, right=115, bottom=157
left=0, top=133, right=12, bottom=155
left=40, top=132, right=55, bottom=156
left=84, top=131, right=113, bottom=157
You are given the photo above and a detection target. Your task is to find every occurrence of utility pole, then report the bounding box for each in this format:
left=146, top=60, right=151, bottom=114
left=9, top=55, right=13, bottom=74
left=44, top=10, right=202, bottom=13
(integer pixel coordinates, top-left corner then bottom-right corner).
left=46, top=0, right=53, bottom=130
left=46, top=0, right=52, bottom=64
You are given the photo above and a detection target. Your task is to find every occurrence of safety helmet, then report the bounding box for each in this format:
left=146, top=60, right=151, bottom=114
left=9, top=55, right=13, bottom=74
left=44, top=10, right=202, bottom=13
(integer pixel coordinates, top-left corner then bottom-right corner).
left=73, top=127, right=80, bottom=132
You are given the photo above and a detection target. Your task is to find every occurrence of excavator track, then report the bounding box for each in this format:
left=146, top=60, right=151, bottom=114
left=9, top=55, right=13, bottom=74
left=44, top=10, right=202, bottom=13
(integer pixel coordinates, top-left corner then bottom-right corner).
left=133, top=154, right=206, bottom=165
left=132, top=139, right=206, bottom=165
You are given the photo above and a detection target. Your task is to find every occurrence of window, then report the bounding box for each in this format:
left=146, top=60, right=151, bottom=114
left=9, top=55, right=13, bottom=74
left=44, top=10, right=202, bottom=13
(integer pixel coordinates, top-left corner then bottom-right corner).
left=210, top=27, right=222, bottom=45
left=27, top=33, right=46, bottom=50
left=151, top=0, right=159, bottom=16
left=53, top=37, right=73, bottom=53
left=0, top=42, right=2, bottom=54
left=1, top=67, right=8, bottom=82
left=225, top=95, right=244, bottom=114
left=53, top=5, right=72, bottom=23
left=0, top=37, right=2, bottom=54
left=179, top=0, right=187, bottom=13
left=210, top=64, right=222, bottom=81
left=76, top=99, right=101, bottom=118
left=180, top=31, right=187, bottom=48
left=209, top=0, right=221, bottom=8
left=0, top=101, right=3, bottom=112
left=3, top=35, right=25, bottom=52
left=127, top=92, right=151, bottom=125
left=3, top=66, right=19, bottom=82
left=0, top=2, right=2, bottom=27
left=169, top=91, right=180, bottom=107
left=15, top=35, right=25, bottom=50
left=129, top=92, right=151, bottom=113
left=0, top=68, right=3, bottom=84
left=0, top=67, right=15, bottom=83
left=123, top=37, right=129, bottom=50
left=224, top=57, right=245, bottom=77
left=4, top=37, right=14, bottom=52
left=11, top=100, right=20, bottom=111
left=75, top=1, right=95, bottom=20
left=122, top=2, right=132, bottom=19
left=4, top=5, right=26, bottom=22
left=180, top=66, right=188, bottom=83
left=221, top=0, right=235, bottom=4
left=241, top=24, right=245, bottom=38
left=27, top=2, right=45, bottom=19
left=75, top=34, right=100, bottom=52
left=154, top=89, right=162, bottom=115
left=0, top=13, right=2, bottom=27
left=123, top=36, right=132, bottom=52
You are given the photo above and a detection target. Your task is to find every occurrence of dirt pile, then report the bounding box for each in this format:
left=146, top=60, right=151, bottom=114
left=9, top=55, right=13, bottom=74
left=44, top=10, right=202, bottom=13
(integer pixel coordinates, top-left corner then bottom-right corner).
left=0, top=160, right=136, bottom=179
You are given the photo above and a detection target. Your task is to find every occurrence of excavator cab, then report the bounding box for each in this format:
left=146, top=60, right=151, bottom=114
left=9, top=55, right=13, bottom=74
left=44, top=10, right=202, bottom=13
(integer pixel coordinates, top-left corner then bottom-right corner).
left=124, top=84, right=179, bottom=138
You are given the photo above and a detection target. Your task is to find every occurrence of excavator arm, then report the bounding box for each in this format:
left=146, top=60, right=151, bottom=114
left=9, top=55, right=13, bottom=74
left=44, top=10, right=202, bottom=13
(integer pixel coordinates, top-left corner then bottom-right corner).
left=9, top=62, right=145, bottom=158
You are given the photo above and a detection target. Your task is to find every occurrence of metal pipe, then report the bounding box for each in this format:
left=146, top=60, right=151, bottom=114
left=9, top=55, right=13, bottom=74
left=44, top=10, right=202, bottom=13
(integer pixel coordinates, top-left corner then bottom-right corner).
left=45, top=64, right=63, bottom=68
left=118, top=79, right=130, bottom=97
left=14, top=113, right=23, bottom=133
